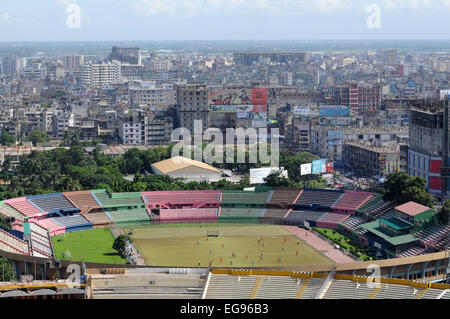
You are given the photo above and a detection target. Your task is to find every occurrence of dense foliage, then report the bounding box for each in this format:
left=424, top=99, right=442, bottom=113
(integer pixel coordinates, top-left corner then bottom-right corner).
left=0, top=257, right=16, bottom=282
left=0, top=145, right=325, bottom=200
left=382, top=172, right=436, bottom=208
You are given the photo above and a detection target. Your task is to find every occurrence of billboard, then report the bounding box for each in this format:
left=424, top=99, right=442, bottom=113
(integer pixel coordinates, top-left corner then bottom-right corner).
left=252, top=112, right=268, bottom=128
left=210, top=88, right=267, bottom=106
left=312, top=160, right=327, bottom=174
left=294, top=106, right=310, bottom=117
left=236, top=104, right=267, bottom=113
left=301, top=163, right=312, bottom=176
left=210, top=104, right=237, bottom=112
left=440, top=90, right=450, bottom=101
left=326, top=161, right=334, bottom=173
left=319, top=105, right=350, bottom=117
left=250, top=167, right=286, bottom=184
left=429, top=177, right=442, bottom=190
left=430, top=159, right=442, bottom=174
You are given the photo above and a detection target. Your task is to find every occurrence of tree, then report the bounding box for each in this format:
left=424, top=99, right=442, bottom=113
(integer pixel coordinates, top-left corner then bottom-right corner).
left=437, top=200, right=450, bottom=225
left=26, top=130, right=49, bottom=146
left=113, top=235, right=132, bottom=257
left=382, top=172, right=436, bottom=207
left=0, top=129, right=15, bottom=146
left=0, top=258, right=16, bottom=282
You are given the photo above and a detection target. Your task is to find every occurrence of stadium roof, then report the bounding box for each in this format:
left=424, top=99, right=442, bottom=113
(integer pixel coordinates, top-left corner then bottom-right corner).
left=360, top=221, right=418, bottom=246
left=395, top=201, right=432, bottom=217
left=151, top=156, right=221, bottom=174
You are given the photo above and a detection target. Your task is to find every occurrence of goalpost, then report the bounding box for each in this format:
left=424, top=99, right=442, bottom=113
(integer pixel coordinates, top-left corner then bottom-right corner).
left=206, top=230, right=219, bottom=238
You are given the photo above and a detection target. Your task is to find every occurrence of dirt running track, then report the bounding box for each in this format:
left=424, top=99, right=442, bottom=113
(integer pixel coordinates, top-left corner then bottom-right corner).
left=283, top=226, right=355, bottom=264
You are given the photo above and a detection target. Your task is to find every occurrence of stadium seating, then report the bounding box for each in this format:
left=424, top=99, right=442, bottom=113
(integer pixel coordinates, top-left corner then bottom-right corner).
left=415, top=225, right=450, bottom=248
left=205, top=274, right=257, bottom=299
left=31, top=238, right=53, bottom=257
left=221, top=191, right=271, bottom=206
left=255, top=276, right=304, bottom=299
left=51, top=215, right=93, bottom=232
left=285, top=210, right=328, bottom=226
left=34, top=218, right=66, bottom=235
left=29, top=223, right=53, bottom=257
left=83, top=212, right=113, bottom=227
left=332, top=191, right=373, bottom=214
left=28, top=193, right=76, bottom=213
left=323, top=279, right=376, bottom=299
left=92, top=190, right=145, bottom=208
left=105, top=209, right=151, bottom=223
left=143, top=191, right=221, bottom=209
left=30, top=250, right=50, bottom=259
left=339, top=215, right=367, bottom=232
left=268, top=188, right=302, bottom=208
left=398, top=245, right=427, bottom=258
left=159, top=208, right=219, bottom=221
left=316, top=213, right=350, bottom=230
left=373, top=283, right=424, bottom=299
left=294, top=190, right=345, bottom=209
left=440, top=290, right=450, bottom=299
left=355, top=194, right=385, bottom=215
left=260, top=209, right=289, bottom=219
left=0, top=228, right=29, bottom=255
left=0, top=201, right=26, bottom=222
left=299, top=277, right=327, bottom=299
left=219, top=208, right=265, bottom=218
left=4, top=197, right=44, bottom=217
left=420, top=288, right=449, bottom=299
left=64, top=191, right=102, bottom=210
left=367, top=202, right=396, bottom=220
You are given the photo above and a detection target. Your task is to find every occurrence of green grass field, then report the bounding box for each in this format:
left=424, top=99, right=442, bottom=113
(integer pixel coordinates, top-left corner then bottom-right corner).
left=52, top=228, right=127, bottom=264
left=124, top=224, right=333, bottom=267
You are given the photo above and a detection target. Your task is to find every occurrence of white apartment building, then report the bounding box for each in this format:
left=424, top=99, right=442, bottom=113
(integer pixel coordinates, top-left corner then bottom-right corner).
left=79, top=63, right=121, bottom=89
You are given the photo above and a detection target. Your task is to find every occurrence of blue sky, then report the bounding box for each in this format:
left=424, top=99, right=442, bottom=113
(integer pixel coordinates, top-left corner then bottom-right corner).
left=0, top=0, right=449, bottom=41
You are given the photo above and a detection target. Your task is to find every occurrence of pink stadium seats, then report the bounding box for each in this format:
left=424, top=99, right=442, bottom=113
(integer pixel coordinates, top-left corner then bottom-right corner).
left=34, top=218, right=66, bottom=236
left=331, top=191, right=373, bottom=214
left=143, top=191, right=221, bottom=209
left=4, top=197, right=44, bottom=217
left=158, top=208, right=219, bottom=221
left=316, top=213, right=350, bottom=230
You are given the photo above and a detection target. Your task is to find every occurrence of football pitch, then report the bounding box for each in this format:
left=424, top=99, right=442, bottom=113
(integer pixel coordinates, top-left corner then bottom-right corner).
left=52, top=228, right=127, bottom=264
left=124, top=224, right=334, bottom=267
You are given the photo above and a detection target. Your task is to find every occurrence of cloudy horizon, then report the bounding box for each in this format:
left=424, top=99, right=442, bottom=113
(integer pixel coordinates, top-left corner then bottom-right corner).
left=0, top=0, right=449, bottom=41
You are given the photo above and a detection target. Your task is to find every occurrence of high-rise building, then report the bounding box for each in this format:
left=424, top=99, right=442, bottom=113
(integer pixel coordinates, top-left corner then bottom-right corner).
left=176, top=84, right=210, bottom=135
left=109, top=47, right=141, bottom=65
left=408, top=107, right=444, bottom=196
left=1, top=56, right=26, bottom=76
left=79, top=63, right=121, bottom=88
left=385, top=49, right=399, bottom=65
left=62, top=55, right=84, bottom=71
left=340, top=83, right=382, bottom=115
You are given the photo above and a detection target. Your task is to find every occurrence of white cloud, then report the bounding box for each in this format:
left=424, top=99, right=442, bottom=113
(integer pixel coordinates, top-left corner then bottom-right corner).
left=132, top=0, right=354, bottom=16
left=56, top=0, right=78, bottom=7
left=381, top=0, right=450, bottom=10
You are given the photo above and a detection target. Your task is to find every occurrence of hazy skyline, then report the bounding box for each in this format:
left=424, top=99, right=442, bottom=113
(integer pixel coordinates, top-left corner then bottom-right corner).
left=0, top=0, right=449, bottom=42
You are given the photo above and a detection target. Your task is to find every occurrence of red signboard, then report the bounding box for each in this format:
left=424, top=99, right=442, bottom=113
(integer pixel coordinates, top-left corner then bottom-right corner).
left=326, top=161, right=334, bottom=173
left=252, top=89, right=267, bottom=105
left=429, top=177, right=442, bottom=190
left=430, top=160, right=442, bottom=174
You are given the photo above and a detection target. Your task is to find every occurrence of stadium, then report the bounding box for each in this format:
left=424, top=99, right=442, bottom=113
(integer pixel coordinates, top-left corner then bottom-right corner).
left=0, top=187, right=449, bottom=299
